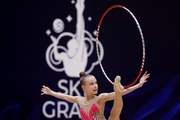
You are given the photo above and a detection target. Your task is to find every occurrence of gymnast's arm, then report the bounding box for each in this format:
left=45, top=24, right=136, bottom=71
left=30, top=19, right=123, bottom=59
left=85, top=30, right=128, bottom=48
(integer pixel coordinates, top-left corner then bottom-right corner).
left=98, top=71, right=150, bottom=102
left=98, top=84, right=144, bottom=102
left=122, top=83, right=143, bottom=95
left=98, top=92, right=115, bottom=102
left=122, top=71, right=150, bottom=95
left=41, top=85, right=80, bottom=104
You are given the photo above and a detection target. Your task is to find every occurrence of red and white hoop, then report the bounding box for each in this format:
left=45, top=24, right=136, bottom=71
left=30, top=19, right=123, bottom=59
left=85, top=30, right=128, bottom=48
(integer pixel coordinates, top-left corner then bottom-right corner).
left=96, top=5, right=145, bottom=88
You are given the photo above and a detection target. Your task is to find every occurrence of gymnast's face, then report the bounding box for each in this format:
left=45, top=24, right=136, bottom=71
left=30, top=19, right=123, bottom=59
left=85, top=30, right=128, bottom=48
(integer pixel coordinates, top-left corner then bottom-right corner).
left=82, top=76, right=98, bottom=95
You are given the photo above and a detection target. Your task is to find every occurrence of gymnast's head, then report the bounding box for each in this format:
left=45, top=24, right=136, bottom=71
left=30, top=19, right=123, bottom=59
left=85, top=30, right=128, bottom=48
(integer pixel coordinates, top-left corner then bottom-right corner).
left=79, top=72, right=98, bottom=94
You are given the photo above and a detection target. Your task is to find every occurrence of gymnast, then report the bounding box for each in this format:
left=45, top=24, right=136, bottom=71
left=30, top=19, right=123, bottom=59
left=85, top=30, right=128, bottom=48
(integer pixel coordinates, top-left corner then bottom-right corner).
left=41, top=71, right=150, bottom=120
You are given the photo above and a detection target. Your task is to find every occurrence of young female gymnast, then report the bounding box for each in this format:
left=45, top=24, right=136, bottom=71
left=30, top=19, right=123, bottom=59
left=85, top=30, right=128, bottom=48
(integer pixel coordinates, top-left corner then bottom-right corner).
left=41, top=71, right=150, bottom=120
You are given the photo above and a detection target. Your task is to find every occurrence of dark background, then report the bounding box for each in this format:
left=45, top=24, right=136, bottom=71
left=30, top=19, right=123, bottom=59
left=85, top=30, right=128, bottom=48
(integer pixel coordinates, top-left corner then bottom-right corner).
left=1, top=0, right=180, bottom=120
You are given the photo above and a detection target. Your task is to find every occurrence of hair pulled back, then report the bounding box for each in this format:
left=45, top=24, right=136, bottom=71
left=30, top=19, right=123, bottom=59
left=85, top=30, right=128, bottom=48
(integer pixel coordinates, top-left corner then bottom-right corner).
left=79, top=72, right=91, bottom=86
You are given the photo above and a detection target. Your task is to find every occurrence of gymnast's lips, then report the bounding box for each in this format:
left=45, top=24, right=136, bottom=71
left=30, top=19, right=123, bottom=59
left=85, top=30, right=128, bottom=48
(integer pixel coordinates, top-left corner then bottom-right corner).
left=93, top=89, right=98, bottom=91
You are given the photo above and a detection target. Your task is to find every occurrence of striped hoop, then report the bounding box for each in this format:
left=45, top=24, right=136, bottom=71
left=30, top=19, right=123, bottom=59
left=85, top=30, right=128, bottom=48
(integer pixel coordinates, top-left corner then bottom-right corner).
left=96, top=5, right=145, bottom=88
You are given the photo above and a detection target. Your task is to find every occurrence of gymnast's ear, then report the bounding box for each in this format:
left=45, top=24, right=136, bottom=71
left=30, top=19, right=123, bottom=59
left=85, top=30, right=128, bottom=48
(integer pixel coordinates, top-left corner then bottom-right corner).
left=81, top=85, right=86, bottom=91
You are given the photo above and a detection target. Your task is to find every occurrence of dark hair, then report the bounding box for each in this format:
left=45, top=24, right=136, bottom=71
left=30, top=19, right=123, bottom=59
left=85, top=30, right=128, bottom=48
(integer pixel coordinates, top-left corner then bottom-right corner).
left=79, top=72, right=91, bottom=86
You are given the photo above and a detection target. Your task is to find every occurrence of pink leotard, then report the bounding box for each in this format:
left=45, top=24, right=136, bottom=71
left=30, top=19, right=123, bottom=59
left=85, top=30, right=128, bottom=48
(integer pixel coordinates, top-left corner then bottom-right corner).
left=80, top=102, right=100, bottom=120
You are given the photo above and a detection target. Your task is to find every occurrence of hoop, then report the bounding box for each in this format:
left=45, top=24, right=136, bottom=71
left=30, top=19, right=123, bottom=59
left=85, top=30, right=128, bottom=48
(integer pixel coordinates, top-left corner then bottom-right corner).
left=96, top=5, right=145, bottom=88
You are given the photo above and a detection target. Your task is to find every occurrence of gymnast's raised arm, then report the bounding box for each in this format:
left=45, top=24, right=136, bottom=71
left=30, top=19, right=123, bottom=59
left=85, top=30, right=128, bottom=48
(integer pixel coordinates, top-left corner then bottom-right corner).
left=41, top=85, right=80, bottom=103
left=122, top=71, right=150, bottom=95
left=97, top=71, right=150, bottom=102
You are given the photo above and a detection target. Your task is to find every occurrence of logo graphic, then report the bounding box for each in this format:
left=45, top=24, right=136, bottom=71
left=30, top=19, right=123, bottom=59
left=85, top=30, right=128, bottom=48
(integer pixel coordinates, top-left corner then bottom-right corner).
left=45, top=0, right=104, bottom=77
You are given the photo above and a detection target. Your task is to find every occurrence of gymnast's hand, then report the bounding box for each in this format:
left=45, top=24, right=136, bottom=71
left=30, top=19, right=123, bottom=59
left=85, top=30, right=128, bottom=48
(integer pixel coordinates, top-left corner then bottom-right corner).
left=138, top=71, right=150, bottom=87
left=41, top=85, right=52, bottom=95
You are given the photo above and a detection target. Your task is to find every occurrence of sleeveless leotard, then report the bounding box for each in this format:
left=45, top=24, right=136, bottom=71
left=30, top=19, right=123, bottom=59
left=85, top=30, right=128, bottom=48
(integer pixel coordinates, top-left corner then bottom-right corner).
left=80, top=103, right=100, bottom=120
left=79, top=98, right=101, bottom=120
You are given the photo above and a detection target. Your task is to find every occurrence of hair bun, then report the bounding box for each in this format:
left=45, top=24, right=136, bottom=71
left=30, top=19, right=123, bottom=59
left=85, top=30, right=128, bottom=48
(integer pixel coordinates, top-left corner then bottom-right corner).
left=79, top=72, right=86, bottom=78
